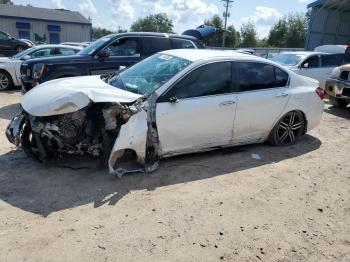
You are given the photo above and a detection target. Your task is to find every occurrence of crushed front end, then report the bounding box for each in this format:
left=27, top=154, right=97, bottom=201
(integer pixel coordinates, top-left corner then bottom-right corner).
left=6, top=102, right=160, bottom=177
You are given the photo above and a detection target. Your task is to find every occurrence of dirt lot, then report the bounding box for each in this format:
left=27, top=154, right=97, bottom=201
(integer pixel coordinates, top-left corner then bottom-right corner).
left=0, top=91, right=349, bottom=262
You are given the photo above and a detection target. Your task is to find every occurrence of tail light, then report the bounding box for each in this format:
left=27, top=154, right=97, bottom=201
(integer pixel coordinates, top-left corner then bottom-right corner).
left=315, top=87, right=324, bottom=100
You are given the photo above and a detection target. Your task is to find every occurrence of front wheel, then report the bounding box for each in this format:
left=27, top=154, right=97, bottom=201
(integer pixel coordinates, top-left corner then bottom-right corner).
left=329, top=96, right=348, bottom=108
left=268, top=111, right=305, bottom=146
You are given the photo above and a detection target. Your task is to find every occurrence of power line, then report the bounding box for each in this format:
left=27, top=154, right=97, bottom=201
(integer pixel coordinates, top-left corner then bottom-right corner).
left=222, top=0, right=234, bottom=47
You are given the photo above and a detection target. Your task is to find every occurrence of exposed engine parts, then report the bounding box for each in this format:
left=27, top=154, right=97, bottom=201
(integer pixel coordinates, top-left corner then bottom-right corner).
left=6, top=101, right=160, bottom=178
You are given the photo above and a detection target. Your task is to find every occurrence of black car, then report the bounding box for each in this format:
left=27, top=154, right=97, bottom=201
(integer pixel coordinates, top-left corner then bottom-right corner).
left=21, top=32, right=204, bottom=92
left=0, top=30, right=32, bottom=56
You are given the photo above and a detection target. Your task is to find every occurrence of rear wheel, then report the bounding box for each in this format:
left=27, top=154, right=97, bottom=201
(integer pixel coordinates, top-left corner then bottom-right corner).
left=0, top=70, right=13, bottom=91
left=268, top=111, right=305, bottom=146
left=329, top=96, right=348, bottom=108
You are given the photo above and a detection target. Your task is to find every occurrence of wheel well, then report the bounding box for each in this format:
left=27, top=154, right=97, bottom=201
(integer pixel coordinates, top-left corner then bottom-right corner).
left=295, top=110, right=308, bottom=135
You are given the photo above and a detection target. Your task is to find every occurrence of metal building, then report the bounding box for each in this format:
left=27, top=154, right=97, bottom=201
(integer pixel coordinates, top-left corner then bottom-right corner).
left=0, top=4, right=91, bottom=43
left=305, top=0, right=350, bottom=50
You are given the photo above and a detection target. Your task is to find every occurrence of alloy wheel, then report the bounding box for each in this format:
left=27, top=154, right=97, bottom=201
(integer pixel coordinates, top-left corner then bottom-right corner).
left=0, top=72, right=9, bottom=90
left=277, top=111, right=304, bottom=145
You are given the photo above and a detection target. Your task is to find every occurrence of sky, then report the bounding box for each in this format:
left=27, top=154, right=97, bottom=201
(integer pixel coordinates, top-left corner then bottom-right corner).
left=12, top=0, right=315, bottom=38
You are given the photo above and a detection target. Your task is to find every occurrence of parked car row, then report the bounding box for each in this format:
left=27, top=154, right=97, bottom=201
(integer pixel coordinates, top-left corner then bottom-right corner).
left=5, top=47, right=325, bottom=177
left=0, top=44, right=82, bottom=90
left=20, top=32, right=204, bottom=92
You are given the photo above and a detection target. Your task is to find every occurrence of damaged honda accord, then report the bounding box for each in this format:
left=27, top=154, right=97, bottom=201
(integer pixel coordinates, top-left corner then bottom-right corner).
left=6, top=49, right=325, bottom=178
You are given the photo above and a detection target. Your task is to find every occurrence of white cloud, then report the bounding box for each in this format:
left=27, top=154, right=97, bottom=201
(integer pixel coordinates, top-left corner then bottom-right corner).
left=79, top=0, right=97, bottom=16
left=51, top=0, right=65, bottom=9
left=242, top=6, right=281, bottom=25
left=240, top=6, right=282, bottom=38
left=111, top=0, right=135, bottom=19
left=298, top=0, right=311, bottom=3
left=137, top=0, right=219, bottom=33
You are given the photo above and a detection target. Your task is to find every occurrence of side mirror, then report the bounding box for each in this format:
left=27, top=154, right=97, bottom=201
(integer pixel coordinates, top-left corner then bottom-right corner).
left=119, top=65, right=126, bottom=71
left=302, top=63, right=309, bottom=69
left=22, top=55, right=31, bottom=60
left=97, top=49, right=110, bottom=59
left=169, top=96, right=179, bottom=103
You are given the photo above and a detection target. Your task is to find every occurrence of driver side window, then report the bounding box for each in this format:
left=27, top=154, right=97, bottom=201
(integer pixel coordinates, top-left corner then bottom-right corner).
left=161, top=62, right=232, bottom=101
left=104, top=38, right=139, bottom=56
left=302, top=55, right=320, bottom=68
left=31, top=48, right=51, bottom=58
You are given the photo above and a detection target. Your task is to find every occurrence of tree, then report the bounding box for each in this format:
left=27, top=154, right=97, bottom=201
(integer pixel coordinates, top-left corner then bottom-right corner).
left=225, top=25, right=241, bottom=48
left=130, top=13, right=173, bottom=33
left=268, top=19, right=288, bottom=47
left=203, top=14, right=224, bottom=47
left=0, top=0, right=13, bottom=4
left=240, top=21, right=258, bottom=47
left=267, top=13, right=307, bottom=48
left=92, top=27, right=114, bottom=39
left=285, top=13, right=307, bottom=48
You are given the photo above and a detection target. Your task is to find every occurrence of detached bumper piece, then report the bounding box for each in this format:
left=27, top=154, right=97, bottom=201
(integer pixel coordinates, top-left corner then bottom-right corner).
left=6, top=112, right=26, bottom=146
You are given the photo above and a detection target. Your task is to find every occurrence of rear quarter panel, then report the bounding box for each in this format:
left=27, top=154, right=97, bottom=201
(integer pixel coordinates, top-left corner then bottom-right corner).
left=283, top=74, right=324, bottom=132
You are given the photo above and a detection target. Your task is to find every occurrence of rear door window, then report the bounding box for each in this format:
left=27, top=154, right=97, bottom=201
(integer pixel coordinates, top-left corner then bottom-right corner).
left=142, top=37, right=172, bottom=56
left=236, top=62, right=289, bottom=91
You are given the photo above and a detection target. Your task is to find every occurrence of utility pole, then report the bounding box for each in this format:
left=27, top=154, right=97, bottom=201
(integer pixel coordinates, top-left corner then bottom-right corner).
left=222, top=0, right=234, bottom=47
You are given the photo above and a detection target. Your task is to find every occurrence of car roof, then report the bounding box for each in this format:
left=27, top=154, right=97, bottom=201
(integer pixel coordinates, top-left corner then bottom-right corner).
left=160, top=49, right=260, bottom=62
left=279, top=51, right=326, bottom=55
left=106, top=32, right=199, bottom=42
left=32, top=44, right=82, bottom=50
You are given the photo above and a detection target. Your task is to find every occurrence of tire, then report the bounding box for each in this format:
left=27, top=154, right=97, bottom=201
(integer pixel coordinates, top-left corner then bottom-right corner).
left=15, top=46, right=25, bottom=53
left=0, top=70, right=13, bottom=91
left=329, top=96, right=348, bottom=108
left=268, top=111, right=305, bottom=146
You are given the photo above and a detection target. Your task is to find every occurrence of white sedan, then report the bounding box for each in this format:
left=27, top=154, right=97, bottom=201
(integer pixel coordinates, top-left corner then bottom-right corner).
left=6, top=49, right=324, bottom=177
left=270, top=51, right=347, bottom=89
left=0, top=44, right=82, bottom=90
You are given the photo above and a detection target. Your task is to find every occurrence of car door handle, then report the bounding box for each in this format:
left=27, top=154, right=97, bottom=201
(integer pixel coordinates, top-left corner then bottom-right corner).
left=276, top=92, right=288, bottom=98
left=219, top=100, right=236, bottom=106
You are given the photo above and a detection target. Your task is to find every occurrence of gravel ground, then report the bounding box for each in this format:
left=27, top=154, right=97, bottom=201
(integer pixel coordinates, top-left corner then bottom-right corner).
left=0, top=91, right=349, bottom=262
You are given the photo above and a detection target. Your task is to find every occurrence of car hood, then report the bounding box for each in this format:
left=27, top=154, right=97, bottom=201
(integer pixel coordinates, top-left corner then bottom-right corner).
left=21, top=75, right=143, bottom=117
left=0, top=57, right=12, bottom=63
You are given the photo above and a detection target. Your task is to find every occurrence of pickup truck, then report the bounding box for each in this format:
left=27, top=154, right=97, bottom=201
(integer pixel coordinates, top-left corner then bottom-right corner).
left=325, top=64, right=350, bottom=108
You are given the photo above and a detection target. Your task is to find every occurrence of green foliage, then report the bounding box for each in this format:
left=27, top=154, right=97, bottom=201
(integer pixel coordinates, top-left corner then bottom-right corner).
left=268, top=13, right=307, bottom=48
left=203, top=15, right=240, bottom=48
left=92, top=27, right=114, bottom=39
left=0, top=0, right=13, bottom=4
left=130, top=13, right=174, bottom=33
left=240, top=21, right=258, bottom=47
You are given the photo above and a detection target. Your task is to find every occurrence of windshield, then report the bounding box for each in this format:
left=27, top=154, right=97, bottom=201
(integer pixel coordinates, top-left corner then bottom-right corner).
left=12, top=47, right=35, bottom=59
left=78, top=36, right=112, bottom=55
left=108, top=53, right=192, bottom=96
left=271, top=53, right=307, bottom=66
